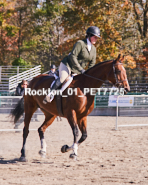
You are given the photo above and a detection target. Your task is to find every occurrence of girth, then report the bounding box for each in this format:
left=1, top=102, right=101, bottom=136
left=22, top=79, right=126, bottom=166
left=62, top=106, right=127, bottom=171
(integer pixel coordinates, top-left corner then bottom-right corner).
left=55, top=75, right=72, bottom=117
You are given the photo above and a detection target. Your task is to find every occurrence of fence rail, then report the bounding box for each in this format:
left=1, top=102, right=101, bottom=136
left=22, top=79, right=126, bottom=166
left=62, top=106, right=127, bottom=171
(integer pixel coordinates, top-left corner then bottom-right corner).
left=0, top=65, right=41, bottom=92
left=9, top=65, right=41, bottom=92
left=115, top=95, right=148, bottom=130
left=94, top=92, right=148, bottom=108
left=0, top=66, right=35, bottom=80
left=0, top=96, right=47, bottom=132
left=0, top=96, right=43, bottom=114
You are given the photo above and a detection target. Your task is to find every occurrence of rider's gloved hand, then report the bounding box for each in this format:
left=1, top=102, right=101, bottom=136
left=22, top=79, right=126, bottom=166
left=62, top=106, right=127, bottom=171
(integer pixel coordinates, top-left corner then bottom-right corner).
left=81, top=69, right=85, bottom=74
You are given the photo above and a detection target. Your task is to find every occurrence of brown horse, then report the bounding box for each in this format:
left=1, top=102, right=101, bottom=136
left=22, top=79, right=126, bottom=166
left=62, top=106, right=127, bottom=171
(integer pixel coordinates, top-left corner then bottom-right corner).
left=12, top=54, right=130, bottom=161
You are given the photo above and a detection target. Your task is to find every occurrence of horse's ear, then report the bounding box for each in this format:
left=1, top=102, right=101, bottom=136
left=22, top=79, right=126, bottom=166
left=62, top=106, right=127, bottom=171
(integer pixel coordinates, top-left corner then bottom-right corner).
left=117, top=54, right=124, bottom=63
left=117, top=54, right=121, bottom=60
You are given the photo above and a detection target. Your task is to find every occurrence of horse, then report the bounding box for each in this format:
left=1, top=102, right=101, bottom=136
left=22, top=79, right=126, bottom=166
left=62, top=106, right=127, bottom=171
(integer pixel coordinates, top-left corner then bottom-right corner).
left=11, top=54, right=130, bottom=161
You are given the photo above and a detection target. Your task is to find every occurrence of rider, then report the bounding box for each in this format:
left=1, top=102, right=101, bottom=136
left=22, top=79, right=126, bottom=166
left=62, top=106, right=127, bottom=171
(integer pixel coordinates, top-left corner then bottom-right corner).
left=43, top=26, right=100, bottom=103
left=15, top=80, right=28, bottom=96
left=48, top=64, right=57, bottom=77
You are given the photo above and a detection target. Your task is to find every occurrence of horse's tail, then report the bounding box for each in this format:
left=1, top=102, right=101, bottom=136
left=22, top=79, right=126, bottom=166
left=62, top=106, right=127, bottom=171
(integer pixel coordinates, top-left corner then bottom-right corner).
left=10, top=97, right=24, bottom=124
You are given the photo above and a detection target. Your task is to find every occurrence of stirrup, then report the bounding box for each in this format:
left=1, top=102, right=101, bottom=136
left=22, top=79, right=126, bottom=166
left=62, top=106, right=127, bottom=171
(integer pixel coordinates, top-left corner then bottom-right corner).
left=46, top=91, right=55, bottom=103
left=44, top=78, right=62, bottom=103
left=43, top=97, right=48, bottom=104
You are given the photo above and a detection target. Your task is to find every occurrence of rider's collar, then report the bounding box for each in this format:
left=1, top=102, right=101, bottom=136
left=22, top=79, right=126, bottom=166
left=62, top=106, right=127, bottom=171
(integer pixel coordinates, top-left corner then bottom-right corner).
left=87, top=38, right=92, bottom=52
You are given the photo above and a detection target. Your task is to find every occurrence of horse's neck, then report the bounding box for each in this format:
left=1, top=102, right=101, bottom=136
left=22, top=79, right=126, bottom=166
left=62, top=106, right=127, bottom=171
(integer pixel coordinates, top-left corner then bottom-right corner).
left=82, top=61, right=112, bottom=88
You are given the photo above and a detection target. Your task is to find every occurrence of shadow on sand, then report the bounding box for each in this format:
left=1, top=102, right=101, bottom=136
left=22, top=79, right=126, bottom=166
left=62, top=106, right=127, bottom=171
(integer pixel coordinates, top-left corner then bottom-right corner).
left=0, top=157, right=21, bottom=164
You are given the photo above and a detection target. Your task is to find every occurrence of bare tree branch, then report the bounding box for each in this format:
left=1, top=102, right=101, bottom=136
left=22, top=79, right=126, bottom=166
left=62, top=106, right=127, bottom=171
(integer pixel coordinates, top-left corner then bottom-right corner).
left=132, top=1, right=143, bottom=37
left=139, top=0, right=144, bottom=9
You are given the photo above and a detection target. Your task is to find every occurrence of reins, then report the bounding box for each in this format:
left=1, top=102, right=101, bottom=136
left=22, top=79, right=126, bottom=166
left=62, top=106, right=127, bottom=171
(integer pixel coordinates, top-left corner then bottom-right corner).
left=83, top=60, right=128, bottom=86
left=83, top=73, right=112, bottom=85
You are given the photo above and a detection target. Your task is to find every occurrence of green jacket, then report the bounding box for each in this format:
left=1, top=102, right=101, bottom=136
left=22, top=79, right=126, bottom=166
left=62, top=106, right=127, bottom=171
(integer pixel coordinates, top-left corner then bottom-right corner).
left=61, top=39, right=96, bottom=74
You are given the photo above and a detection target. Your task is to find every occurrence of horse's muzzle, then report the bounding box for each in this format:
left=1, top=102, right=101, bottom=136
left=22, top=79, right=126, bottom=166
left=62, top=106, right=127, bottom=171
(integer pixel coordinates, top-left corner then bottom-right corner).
left=124, top=87, right=130, bottom=94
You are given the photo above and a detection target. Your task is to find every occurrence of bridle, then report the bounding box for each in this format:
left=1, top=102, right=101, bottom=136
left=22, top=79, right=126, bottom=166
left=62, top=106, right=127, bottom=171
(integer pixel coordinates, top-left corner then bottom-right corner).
left=111, top=60, right=128, bottom=87
left=84, top=60, right=128, bottom=87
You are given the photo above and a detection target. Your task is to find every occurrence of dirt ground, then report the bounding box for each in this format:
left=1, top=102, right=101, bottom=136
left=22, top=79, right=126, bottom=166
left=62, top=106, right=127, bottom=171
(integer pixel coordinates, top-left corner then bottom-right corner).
left=0, top=114, right=148, bottom=185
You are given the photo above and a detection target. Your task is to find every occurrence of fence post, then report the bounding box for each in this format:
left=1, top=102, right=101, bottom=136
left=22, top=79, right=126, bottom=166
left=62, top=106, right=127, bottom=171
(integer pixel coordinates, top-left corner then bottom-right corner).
left=115, top=96, right=119, bottom=130
left=94, top=95, right=96, bottom=108
left=115, top=95, right=148, bottom=129
left=17, top=66, right=19, bottom=75
left=0, top=66, right=1, bottom=82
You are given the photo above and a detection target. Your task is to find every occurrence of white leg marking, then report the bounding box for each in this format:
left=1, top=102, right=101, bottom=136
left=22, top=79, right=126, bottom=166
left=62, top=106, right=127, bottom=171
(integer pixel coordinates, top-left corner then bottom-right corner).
left=72, top=143, right=78, bottom=156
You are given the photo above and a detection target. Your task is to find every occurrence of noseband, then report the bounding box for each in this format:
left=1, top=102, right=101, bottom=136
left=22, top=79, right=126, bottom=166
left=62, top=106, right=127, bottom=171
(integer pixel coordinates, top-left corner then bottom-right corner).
left=84, top=60, right=128, bottom=86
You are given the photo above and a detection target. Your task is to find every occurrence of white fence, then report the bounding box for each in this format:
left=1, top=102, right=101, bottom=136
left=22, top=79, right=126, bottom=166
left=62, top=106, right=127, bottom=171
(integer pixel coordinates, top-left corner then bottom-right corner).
left=0, top=66, right=35, bottom=79
left=0, top=66, right=36, bottom=92
left=9, top=65, right=41, bottom=92
left=115, top=95, right=148, bottom=130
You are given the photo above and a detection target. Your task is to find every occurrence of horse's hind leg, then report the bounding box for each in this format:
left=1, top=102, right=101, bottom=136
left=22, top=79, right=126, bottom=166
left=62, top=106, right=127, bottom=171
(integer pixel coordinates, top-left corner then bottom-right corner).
left=61, top=110, right=79, bottom=160
left=20, top=96, right=37, bottom=162
left=38, top=112, right=56, bottom=158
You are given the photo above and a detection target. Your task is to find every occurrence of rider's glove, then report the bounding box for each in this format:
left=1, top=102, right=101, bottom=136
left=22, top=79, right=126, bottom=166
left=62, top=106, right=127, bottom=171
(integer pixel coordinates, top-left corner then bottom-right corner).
left=81, top=69, right=85, bottom=74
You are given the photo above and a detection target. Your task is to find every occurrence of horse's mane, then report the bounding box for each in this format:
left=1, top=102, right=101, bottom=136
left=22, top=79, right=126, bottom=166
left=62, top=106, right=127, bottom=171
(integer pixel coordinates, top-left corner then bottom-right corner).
left=85, top=59, right=113, bottom=74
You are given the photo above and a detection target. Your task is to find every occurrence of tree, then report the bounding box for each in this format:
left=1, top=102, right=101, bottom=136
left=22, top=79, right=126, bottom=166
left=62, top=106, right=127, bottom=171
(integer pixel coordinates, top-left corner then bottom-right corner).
left=128, top=0, right=148, bottom=79
left=14, top=0, right=38, bottom=62
left=31, top=0, right=66, bottom=71
left=131, top=0, right=148, bottom=39
left=60, top=0, right=132, bottom=63
left=0, top=0, right=38, bottom=65
left=0, top=0, right=18, bottom=65
left=59, top=0, right=148, bottom=76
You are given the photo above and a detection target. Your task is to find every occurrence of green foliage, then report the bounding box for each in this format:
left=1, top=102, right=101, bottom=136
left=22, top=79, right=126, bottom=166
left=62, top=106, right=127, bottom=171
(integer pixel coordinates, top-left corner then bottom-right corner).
left=12, top=57, right=29, bottom=66
left=23, top=40, right=37, bottom=49
left=5, top=26, right=17, bottom=36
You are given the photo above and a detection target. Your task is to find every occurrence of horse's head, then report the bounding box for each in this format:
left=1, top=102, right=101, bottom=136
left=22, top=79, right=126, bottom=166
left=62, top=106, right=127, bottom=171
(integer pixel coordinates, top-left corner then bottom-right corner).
left=109, top=54, right=130, bottom=94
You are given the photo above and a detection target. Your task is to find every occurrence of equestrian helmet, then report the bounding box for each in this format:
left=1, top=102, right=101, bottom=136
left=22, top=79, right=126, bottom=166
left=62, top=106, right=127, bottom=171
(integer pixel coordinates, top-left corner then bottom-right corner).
left=86, top=26, right=101, bottom=38
left=50, top=64, right=56, bottom=69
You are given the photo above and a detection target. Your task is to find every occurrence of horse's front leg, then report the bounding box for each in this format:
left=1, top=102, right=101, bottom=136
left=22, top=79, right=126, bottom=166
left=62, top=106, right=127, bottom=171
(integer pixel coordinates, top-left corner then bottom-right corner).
left=69, top=126, right=79, bottom=159
left=38, top=114, right=56, bottom=158
left=61, top=116, right=87, bottom=159
left=61, top=110, right=79, bottom=160
left=77, top=116, right=87, bottom=145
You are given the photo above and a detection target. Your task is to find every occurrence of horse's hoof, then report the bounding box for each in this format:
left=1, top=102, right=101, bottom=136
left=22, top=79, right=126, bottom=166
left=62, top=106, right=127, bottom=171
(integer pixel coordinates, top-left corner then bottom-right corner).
left=61, top=145, right=69, bottom=153
left=39, top=150, right=46, bottom=158
left=69, top=153, right=77, bottom=160
left=19, top=156, right=27, bottom=162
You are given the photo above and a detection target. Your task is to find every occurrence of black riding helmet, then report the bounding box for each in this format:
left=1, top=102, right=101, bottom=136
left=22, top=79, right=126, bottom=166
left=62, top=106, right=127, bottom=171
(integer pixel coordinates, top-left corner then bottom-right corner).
left=50, top=64, right=56, bottom=69
left=86, top=26, right=101, bottom=38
